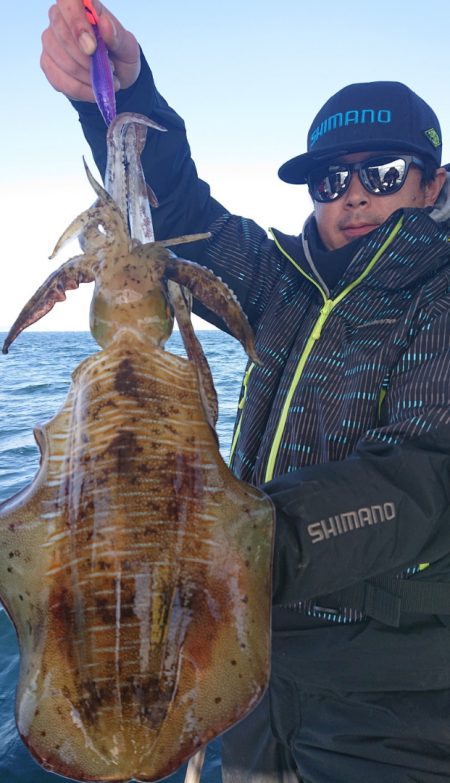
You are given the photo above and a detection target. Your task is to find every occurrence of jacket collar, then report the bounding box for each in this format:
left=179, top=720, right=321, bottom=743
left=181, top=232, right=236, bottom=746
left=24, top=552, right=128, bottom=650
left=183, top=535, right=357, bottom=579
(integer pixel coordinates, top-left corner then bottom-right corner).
left=271, top=207, right=450, bottom=294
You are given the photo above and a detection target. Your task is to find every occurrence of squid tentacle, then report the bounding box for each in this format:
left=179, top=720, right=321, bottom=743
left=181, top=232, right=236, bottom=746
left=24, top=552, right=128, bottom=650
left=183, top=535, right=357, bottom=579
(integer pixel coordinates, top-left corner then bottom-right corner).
left=106, top=113, right=167, bottom=225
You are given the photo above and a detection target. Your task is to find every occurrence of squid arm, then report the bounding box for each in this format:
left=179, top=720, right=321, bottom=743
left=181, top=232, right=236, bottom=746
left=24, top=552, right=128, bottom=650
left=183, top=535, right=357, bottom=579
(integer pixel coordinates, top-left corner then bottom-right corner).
left=48, top=161, right=129, bottom=261
left=161, top=254, right=261, bottom=365
left=2, top=256, right=96, bottom=354
left=166, top=280, right=219, bottom=430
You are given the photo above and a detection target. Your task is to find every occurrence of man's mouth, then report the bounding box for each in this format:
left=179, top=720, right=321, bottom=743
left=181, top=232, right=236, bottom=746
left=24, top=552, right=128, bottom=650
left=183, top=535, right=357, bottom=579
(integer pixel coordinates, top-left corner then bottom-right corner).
left=340, top=223, right=379, bottom=238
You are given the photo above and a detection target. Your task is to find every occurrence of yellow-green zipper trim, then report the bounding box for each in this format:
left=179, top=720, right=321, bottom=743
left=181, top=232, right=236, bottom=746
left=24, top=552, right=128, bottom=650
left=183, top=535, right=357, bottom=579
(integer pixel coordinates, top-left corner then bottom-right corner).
left=377, top=387, right=387, bottom=421
left=264, top=216, right=404, bottom=482
left=228, top=362, right=256, bottom=465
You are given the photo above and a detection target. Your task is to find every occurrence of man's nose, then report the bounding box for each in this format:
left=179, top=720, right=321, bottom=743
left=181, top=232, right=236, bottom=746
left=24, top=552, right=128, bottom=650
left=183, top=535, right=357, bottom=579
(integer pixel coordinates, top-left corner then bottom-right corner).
left=343, top=172, right=369, bottom=206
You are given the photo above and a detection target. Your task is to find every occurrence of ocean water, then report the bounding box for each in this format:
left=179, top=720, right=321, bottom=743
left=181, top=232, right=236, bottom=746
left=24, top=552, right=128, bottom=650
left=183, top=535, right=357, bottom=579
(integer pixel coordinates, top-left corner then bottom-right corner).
left=0, top=331, right=247, bottom=783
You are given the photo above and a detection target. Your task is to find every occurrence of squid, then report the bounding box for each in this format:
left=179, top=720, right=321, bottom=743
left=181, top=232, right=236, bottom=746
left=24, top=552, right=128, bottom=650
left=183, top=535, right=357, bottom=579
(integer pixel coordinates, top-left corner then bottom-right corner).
left=0, top=112, right=274, bottom=782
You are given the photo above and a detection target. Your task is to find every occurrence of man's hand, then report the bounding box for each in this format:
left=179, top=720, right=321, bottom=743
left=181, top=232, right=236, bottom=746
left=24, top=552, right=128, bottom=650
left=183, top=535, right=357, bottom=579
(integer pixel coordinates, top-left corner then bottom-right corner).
left=41, top=0, right=141, bottom=102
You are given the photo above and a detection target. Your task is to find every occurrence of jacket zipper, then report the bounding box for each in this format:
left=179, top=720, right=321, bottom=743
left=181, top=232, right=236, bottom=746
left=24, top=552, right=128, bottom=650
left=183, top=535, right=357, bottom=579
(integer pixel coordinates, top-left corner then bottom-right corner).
left=228, top=217, right=404, bottom=474
left=264, top=217, right=404, bottom=482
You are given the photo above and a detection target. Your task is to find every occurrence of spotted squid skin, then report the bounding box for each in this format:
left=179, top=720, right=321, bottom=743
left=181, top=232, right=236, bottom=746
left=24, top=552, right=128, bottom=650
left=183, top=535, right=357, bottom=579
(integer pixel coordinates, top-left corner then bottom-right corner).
left=0, top=112, right=274, bottom=781
left=0, top=332, right=273, bottom=781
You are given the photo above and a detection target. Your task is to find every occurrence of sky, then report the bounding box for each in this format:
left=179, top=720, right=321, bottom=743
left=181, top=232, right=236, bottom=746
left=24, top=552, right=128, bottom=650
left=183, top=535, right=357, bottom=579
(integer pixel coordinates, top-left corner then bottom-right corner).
left=1, top=0, right=450, bottom=332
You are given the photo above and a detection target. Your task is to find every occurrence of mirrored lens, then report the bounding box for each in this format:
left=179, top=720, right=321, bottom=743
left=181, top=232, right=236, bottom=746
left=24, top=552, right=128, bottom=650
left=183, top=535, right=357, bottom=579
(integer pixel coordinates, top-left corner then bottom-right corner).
left=362, top=157, right=407, bottom=194
left=310, top=165, right=351, bottom=201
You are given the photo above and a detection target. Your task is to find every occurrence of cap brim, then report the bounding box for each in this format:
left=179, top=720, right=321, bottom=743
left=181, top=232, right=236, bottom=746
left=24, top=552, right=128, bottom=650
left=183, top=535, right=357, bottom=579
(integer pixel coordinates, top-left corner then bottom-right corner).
left=278, top=139, right=437, bottom=184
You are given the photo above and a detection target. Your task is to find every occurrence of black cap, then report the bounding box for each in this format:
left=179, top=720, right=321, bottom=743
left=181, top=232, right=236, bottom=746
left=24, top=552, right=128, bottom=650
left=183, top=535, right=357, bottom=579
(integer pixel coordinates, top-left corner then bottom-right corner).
left=278, top=81, right=442, bottom=184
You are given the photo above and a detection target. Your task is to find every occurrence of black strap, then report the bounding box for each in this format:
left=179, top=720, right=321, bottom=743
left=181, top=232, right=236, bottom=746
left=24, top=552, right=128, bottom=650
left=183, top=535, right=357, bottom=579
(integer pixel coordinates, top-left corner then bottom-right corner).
left=318, top=576, right=450, bottom=627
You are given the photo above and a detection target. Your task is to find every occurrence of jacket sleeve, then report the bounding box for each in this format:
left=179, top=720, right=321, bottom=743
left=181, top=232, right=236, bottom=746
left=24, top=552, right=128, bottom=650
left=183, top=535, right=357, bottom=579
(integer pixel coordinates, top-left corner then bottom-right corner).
left=70, top=51, right=286, bottom=330
left=264, top=307, right=450, bottom=606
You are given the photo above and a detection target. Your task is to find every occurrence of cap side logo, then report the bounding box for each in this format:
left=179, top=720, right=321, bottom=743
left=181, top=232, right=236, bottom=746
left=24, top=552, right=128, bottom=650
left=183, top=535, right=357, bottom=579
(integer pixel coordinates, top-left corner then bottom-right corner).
left=424, top=128, right=441, bottom=149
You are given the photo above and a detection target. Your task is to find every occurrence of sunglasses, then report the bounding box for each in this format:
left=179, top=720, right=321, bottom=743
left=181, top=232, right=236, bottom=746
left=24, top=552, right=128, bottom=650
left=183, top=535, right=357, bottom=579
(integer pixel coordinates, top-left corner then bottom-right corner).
left=308, top=155, right=425, bottom=203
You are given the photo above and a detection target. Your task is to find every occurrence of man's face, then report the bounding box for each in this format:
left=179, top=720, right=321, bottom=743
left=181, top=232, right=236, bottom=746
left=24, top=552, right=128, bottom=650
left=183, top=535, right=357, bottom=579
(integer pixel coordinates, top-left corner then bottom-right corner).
left=313, top=151, right=446, bottom=250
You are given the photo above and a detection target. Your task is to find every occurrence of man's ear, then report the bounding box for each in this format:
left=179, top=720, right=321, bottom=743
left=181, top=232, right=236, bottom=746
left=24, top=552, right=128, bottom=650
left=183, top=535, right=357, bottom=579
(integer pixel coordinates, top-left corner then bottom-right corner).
left=425, top=167, right=447, bottom=207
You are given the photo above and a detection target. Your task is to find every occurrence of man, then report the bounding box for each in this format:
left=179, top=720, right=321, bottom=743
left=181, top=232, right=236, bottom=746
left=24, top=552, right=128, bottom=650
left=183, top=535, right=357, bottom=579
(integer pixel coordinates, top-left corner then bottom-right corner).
left=41, top=3, right=450, bottom=781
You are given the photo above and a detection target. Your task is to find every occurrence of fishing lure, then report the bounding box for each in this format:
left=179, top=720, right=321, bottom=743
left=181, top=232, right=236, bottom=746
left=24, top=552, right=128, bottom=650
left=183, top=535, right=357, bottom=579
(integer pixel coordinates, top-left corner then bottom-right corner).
left=83, top=0, right=116, bottom=125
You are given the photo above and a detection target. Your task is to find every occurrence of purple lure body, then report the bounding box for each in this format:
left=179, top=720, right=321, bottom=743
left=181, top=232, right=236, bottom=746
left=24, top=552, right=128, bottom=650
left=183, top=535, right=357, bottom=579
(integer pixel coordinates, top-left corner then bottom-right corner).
left=83, top=0, right=116, bottom=125
left=90, top=24, right=116, bottom=126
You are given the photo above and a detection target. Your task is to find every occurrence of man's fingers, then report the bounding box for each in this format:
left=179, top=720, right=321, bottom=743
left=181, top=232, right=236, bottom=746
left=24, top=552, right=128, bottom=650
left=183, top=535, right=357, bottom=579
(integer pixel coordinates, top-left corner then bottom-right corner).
left=41, top=10, right=95, bottom=103
left=94, top=5, right=141, bottom=87
left=42, top=1, right=140, bottom=98
left=54, top=0, right=97, bottom=56
left=40, top=50, right=95, bottom=102
left=96, top=7, right=132, bottom=60
left=48, top=4, right=93, bottom=68
left=42, top=25, right=92, bottom=87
